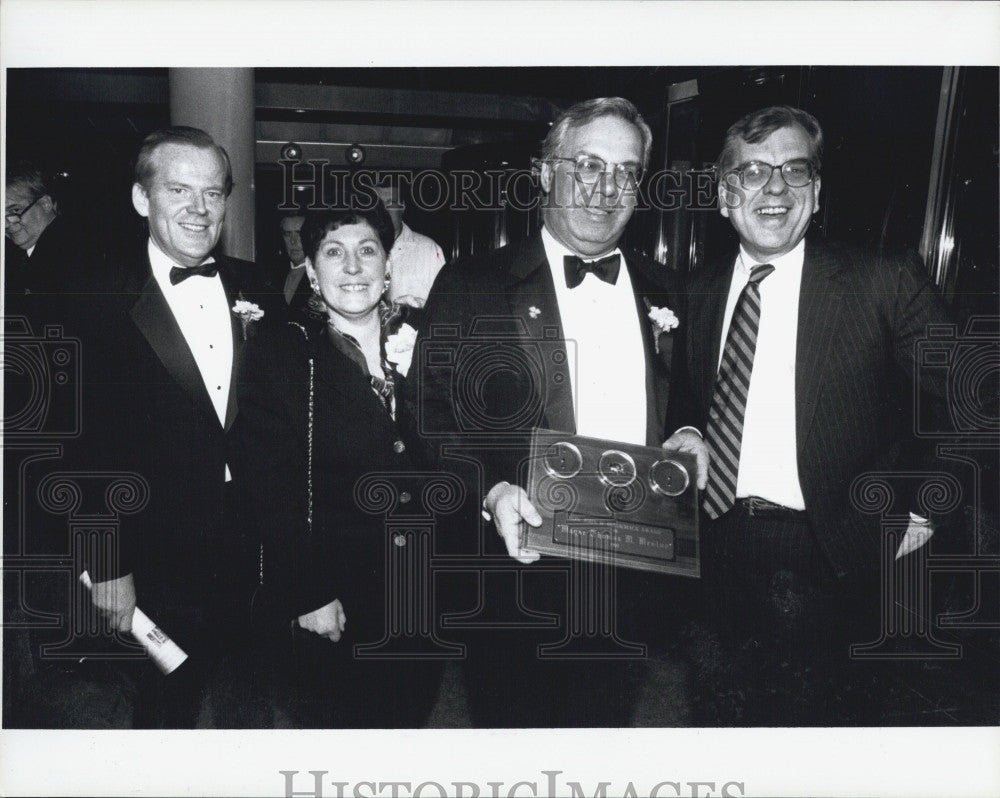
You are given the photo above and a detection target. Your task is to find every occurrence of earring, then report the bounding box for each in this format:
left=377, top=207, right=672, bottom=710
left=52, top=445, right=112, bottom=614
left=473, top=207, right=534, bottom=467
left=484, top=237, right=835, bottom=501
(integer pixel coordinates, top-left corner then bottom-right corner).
left=383, top=271, right=391, bottom=293
left=310, top=279, right=321, bottom=295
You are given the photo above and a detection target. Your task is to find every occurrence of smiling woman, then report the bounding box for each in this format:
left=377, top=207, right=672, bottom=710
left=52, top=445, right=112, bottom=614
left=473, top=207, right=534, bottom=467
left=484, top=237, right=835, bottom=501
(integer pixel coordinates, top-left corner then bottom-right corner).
left=233, top=198, right=440, bottom=728
left=309, top=221, right=389, bottom=324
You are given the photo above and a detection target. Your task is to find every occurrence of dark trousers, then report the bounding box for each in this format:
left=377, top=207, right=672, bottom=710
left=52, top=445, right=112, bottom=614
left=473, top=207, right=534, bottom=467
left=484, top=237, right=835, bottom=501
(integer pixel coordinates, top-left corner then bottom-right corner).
left=689, top=503, right=879, bottom=726
left=462, top=632, right=640, bottom=727
left=248, top=626, right=443, bottom=729
left=5, top=479, right=259, bottom=729
left=458, top=561, right=646, bottom=728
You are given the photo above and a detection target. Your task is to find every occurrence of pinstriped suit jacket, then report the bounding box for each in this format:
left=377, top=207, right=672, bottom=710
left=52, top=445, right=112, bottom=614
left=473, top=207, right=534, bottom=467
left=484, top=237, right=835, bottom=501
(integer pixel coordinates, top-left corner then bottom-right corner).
left=669, top=238, right=953, bottom=580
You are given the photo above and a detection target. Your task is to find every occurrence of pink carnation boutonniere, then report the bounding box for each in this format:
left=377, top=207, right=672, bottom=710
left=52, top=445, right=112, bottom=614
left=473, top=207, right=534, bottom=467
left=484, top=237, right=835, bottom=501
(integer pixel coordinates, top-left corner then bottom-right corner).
left=232, top=298, right=264, bottom=340
left=645, top=301, right=679, bottom=354
left=384, top=322, right=418, bottom=378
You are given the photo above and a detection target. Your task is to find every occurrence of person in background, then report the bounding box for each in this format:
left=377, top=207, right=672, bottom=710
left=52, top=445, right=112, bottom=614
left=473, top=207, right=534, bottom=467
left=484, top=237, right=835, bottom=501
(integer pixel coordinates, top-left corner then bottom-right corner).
left=4, top=159, right=94, bottom=320
left=374, top=183, right=445, bottom=309
left=3, top=157, right=112, bottom=727
left=278, top=211, right=309, bottom=305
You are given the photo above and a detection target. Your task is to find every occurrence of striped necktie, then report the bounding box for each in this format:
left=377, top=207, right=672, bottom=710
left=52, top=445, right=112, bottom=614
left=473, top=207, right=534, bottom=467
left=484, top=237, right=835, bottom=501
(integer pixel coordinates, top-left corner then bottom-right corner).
left=703, top=263, right=775, bottom=519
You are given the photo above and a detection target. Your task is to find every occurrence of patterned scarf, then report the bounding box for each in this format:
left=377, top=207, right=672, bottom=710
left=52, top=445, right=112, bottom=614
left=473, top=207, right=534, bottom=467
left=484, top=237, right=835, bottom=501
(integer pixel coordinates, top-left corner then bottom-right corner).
left=326, top=300, right=407, bottom=417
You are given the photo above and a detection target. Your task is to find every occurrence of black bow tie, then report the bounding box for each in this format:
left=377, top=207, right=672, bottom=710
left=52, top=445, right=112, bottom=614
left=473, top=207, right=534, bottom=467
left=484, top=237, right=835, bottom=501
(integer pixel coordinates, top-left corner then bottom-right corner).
left=563, top=253, right=621, bottom=289
left=169, top=261, right=218, bottom=285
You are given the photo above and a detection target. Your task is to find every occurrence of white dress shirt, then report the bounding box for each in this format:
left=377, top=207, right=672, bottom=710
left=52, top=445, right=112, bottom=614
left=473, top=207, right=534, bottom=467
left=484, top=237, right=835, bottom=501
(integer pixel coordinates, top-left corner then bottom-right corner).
left=387, top=222, right=445, bottom=306
left=717, top=239, right=806, bottom=509
left=148, top=240, right=234, bottom=479
left=542, top=226, right=647, bottom=446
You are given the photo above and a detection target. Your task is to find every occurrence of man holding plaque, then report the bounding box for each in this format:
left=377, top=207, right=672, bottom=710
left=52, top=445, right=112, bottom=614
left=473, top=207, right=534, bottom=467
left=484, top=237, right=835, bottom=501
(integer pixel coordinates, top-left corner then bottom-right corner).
left=664, top=106, right=953, bottom=724
left=412, top=97, right=695, bottom=726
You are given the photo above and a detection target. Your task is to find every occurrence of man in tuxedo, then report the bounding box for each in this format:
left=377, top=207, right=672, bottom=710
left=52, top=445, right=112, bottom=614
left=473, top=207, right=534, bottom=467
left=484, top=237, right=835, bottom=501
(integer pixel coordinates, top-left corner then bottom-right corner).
left=413, top=97, right=692, bottom=726
left=664, top=106, right=952, bottom=724
left=82, top=127, right=279, bottom=727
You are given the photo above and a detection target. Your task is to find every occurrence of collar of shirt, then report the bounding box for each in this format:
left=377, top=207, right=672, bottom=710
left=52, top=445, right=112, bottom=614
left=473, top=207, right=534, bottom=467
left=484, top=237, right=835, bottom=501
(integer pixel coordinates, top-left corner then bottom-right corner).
left=391, top=222, right=426, bottom=258
left=539, top=225, right=647, bottom=445
left=540, top=226, right=623, bottom=286
left=725, top=237, right=807, bottom=510
left=148, top=239, right=218, bottom=291
left=737, top=237, right=806, bottom=277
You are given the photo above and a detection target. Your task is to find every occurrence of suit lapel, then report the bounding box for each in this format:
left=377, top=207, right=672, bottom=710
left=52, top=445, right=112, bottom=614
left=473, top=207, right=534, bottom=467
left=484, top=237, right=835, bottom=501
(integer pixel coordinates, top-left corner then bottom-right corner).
left=504, top=235, right=576, bottom=433
left=128, top=253, right=245, bottom=432
left=129, top=271, right=220, bottom=424
left=795, top=240, right=846, bottom=449
left=624, top=251, right=673, bottom=445
left=691, top=257, right=735, bottom=415
left=218, top=258, right=245, bottom=431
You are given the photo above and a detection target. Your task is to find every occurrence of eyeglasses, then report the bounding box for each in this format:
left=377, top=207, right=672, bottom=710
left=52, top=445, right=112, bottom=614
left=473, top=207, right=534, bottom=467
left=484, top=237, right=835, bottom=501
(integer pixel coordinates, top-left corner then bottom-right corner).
left=725, top=159, right=818, bottom=191
left=4, top=195, right=43, bottom=224
left=548, top=155, right=644, bottom=188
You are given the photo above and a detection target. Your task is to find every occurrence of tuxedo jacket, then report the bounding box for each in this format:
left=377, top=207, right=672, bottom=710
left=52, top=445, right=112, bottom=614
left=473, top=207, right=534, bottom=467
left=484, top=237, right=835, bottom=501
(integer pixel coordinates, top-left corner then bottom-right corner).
left=79, top=248, right=283, bottom=641
left=668, top=238, right=953, bottom=580
left=410, top=233, right=683, bottom=554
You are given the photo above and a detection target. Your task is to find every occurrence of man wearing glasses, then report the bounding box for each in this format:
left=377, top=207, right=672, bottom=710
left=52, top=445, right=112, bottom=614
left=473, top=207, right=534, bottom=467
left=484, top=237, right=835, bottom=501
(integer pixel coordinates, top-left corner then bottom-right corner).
left=413, top=97, right=686, bottom=726
left=4, top=160, right=104, bottom=728
left=664, top=106, right=953, bottom=724
left=4, top=160, right=71, bottom=314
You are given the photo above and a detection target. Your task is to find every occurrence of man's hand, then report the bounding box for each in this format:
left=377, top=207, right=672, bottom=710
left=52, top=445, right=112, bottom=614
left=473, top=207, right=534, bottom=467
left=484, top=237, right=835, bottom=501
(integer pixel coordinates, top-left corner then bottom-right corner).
left=484, top=481, right=542, bottom=564
left=661, top=428, right=709, bottom=490
left=298, top=599, right=347, bottom=642
left=91, top=573, right=136, bottom=633
left=895, top=516, right=935, bottom=560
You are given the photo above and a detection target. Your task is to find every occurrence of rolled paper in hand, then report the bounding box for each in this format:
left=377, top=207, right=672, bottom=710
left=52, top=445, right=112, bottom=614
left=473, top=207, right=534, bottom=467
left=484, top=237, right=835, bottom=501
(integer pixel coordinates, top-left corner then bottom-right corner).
left=79, top=571, right=188, bottom=675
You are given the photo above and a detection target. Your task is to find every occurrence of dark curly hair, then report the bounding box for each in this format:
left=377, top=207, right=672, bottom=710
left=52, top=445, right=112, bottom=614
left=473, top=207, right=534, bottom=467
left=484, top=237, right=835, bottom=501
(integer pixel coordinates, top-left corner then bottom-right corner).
left=299, top=197, right=396, bottom=262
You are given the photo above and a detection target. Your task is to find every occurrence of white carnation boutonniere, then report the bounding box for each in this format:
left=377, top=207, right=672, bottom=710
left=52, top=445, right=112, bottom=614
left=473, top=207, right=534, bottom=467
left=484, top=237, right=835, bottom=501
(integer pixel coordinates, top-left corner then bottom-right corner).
left=232, top=297, right=264, bottom=340
left=645, top=300, right=679, bottom=354
left=384, top=322, right=418, bottom=378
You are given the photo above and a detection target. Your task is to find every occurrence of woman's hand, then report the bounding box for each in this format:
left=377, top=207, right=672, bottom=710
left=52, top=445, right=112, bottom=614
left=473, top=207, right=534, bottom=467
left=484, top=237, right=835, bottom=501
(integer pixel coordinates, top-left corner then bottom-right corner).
left=297, top=599, right=347, bottom=642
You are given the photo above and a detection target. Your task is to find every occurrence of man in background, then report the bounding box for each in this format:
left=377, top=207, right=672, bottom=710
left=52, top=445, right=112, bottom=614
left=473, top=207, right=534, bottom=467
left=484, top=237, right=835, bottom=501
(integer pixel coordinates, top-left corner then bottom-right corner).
left=374, top=183, right=445, bottom=308
left=3, top=158, right=110, bottom=726
left=278, top=211, right=309, bottom=307
left=5, top=159, right=92, bottom=320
